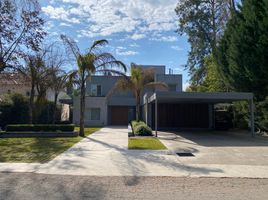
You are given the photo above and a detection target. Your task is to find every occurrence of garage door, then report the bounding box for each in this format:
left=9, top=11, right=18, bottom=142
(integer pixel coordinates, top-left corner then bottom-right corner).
left=110, top=106, right=130, bottom=125
left=152, top=103, right=209, bottom=129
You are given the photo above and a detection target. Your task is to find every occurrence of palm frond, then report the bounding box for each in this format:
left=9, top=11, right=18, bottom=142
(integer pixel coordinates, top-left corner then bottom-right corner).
left=96, top=69, right=127, bottom=77
left=96, top=60, right=127, bottom=72
left=89, top=39, right=108, bottom=53
left=67, top=70, right=79, bottom=87
left=60, top=34, right=80, bottom=59
left=144, top=82, right=169, bottom=91
left=106, top=76, right=133, bottom=99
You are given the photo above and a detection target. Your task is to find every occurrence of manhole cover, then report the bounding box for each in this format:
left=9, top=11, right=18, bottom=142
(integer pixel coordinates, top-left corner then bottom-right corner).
left=176, top=153, right=195, bottom=157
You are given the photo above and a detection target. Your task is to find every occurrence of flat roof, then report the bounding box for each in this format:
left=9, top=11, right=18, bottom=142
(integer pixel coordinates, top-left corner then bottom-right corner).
left=147, top=91, right=253, bottom=104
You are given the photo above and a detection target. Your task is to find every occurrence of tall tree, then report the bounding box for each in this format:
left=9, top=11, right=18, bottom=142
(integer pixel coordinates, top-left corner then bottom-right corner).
left=61, top=35, right=126, bottom=136
left=22, top=54, right=46, bottom=123
left=50, top=70, right=69, bottom=124
left=175, top=0, right=233, bottom=86
left=187, top=55, right=228, bottom=92
left=216, top=0, right=268, bottom=100
left=0, top=0, right=46, bottom=72
left=110, top=64, right=168, bottom=121
left=20, top=44, right=56, bottom=123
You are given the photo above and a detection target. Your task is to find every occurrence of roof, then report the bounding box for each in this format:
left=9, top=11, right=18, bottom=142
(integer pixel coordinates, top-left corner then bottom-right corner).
left=147, top=91, right=253, bottom=104
left=0, top=73, right=31, bottom=86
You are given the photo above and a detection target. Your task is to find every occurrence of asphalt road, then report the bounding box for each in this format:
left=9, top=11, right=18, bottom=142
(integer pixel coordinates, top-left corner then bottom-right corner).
left=0, top=173, right=267, bottom=200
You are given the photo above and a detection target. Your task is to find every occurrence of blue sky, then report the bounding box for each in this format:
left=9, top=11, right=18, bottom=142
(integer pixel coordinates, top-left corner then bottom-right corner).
left=40, top=0, right=190, bottom=90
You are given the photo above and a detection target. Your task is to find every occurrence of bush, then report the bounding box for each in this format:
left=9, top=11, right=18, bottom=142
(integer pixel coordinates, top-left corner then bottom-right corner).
left=0, top=94, right=30, bottom=128
left=131, top=120, right=153, bottom=136
left=6, top=124, right=75, bottom=132
left=0, top=94, right=62, bottom=129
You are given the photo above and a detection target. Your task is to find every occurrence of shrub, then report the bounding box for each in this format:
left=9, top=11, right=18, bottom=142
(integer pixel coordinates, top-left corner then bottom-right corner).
left=131, top=120, right=153, bottom=136
left=135, top=124, right=153, bottom=136
left=6, top=124, right=75, bottom=132
left=0, top=94, right=30, bottom=128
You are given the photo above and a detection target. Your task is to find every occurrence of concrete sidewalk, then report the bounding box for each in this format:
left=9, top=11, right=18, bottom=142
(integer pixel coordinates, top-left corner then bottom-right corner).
left=1, top=127, right=268, bottom=178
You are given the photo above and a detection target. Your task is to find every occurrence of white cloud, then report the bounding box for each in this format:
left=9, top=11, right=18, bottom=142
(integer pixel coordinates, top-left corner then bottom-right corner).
left=115, top=47, right=139, bottom=56
left=171, top=45, right=183, bottom=51
left=42, top=0, right=177, bottom=39
left=151, top=35, right=178, bottom=42
left=129, top=43, right=140, bottom=48
left=130, top=33, right=146, bottom=40
left=42, top=5, right=80, bottom=24
left=59, top=22, right=72, bottom=27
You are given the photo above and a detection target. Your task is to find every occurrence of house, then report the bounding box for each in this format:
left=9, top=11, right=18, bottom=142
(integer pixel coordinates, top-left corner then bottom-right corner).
left=73, top=65, right=254, bottom=136
left=0, top=73, right=70, bottom=121
left=0, top=73, right=67, bottom=103
left=0, top=73, right=32, bottom=98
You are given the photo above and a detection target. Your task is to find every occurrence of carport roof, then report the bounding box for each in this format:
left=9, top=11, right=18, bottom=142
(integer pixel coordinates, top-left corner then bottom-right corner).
left=147, top=91, right=253, bottom=104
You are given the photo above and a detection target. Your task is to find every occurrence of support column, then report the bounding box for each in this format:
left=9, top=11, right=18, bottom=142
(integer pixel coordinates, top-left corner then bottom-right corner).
left=208, top=104, right=214, bottom=129
left=250, top=99, right=255, bottom=137
left=145, top=97, right=148, bottom=124
left=155, top=96, right=158, bottom=137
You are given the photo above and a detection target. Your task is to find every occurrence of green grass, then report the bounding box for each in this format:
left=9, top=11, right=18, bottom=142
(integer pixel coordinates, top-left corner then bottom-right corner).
left=128, top=137, right=167, bottom=150
left=0, top=127, right=100, bottom=163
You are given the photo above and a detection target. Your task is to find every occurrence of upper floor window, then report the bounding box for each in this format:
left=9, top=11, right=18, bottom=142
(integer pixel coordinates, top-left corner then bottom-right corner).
left=90, top=84, right=102, bottom=96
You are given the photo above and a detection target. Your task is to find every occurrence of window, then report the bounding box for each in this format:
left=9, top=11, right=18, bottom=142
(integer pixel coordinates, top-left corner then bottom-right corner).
left=90, top=108, right=100, bottom=120
left=26, top=91, right=30, bottom=96
left=90, top=84, right=102, bottom=96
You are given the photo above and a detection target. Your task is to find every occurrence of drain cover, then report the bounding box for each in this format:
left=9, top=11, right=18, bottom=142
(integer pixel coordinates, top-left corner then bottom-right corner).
left=176, top=153, right=195, bottom=157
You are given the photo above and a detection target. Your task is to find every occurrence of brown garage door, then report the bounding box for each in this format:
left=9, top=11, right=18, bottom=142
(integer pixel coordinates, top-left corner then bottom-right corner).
left=110, top=106, right=129, bottom=125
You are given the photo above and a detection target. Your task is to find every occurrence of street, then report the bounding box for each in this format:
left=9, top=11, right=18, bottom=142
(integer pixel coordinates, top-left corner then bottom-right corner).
left=0, top=173, right=267, bottom=200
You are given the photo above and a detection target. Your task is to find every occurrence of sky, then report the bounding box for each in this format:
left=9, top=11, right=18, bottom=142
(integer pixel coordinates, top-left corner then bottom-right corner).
left=40, top=0, right=190, bottom=90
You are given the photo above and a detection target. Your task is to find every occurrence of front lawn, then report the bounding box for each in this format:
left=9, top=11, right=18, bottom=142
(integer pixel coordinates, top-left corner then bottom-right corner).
left=128, top=137, right=167, bottom=150
left=0, top=127, right=100, bottom=163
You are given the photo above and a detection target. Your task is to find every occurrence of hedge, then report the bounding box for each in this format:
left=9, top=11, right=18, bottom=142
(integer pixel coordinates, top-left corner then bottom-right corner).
left=6, top=124, right=75, bottom=132
left=131, top=121, right=153, bottom=136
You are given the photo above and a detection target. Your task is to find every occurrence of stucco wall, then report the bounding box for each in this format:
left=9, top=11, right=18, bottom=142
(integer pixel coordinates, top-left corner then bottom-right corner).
left=73, top=96, right=108, bottom=126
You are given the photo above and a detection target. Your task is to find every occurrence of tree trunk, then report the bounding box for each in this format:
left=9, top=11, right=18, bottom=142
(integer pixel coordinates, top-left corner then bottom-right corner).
left=52, top=92, right=59, bottom=124
left=136, top=94, right=140, bottom=121
left=29, top=81, right=35, bottom=124
left=79, top=80, right=85, bottom=137
left=211, top=0, right=217, bottom=52
left=229, top=0, right=236, bottom=11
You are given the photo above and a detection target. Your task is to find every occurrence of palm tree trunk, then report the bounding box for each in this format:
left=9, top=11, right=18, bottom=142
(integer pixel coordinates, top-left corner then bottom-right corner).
left=52, top=92, right=58, bottom=124
left=79, top=80, right=85, bottom=137
left=136, top=95, right=140, bottom=121
left=29, top=82, right=35, bottom=124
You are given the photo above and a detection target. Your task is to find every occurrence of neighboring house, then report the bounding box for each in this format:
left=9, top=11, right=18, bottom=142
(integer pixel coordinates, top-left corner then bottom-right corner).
left=0, top=73, right=66, bottom=103
left=0, top=73, right=32, bottom=98
left=0, top=73, right=70, bottom=121
left=73, top=65, right=254, bottom=136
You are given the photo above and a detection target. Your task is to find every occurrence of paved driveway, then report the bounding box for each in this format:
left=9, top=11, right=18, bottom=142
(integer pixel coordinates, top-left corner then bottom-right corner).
left=158, top=130, right=268, bottom=166
left=1, top=127, right=268, bottom=178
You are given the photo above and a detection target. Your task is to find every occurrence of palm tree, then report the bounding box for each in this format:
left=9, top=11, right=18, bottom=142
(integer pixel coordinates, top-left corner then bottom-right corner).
left=111, top=64, right=168, bottom=121
left=61, top=35, right=126, bottom=136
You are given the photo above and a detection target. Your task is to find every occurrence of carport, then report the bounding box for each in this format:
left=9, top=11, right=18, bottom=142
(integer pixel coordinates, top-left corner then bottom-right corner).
left=144, top=92, right=254, bottom=137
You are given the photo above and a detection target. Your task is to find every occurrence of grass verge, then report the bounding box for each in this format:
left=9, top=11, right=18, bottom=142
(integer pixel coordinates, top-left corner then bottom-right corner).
left=128, top=137, right=167, bottom=150
left=0, top=127, right=100, bottom=163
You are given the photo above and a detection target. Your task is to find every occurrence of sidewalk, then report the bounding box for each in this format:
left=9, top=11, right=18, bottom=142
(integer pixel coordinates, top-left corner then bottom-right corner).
left=1, top=127, right=268, bottom=178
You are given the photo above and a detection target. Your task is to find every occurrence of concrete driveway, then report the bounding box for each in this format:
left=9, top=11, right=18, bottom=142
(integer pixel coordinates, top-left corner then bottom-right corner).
left=158, top=130, right=268, bottom=166
left=1, top=127, right=268, bottom=178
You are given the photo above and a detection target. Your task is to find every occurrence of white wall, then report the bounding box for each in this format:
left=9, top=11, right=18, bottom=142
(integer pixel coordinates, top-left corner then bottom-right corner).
left=73, top=96, right=107, bottom=126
